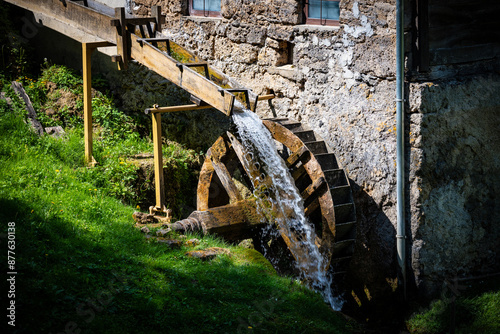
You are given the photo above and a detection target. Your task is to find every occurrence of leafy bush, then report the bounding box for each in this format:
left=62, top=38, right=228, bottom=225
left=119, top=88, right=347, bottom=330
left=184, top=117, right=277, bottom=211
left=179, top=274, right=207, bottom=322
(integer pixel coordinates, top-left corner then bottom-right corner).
left=39, top=62, right=82, bottom=92
left=78, top=157, right=139, bottom=205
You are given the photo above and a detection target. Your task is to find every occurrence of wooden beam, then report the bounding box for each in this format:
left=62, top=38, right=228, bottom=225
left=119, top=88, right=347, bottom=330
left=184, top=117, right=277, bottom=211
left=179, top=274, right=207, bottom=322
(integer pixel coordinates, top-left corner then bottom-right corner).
left=257, top=94, right=276, bottom=101
left=110, top=17, right=156, bottom=27
left=152, top=112, right=166, bottom=213
left=144, top=104, right=213, bottom=115
left=3, top=0, right=116, bottom=43
left=151, top=5, right=165, bottom=32
left=11, top=82, right=44, bottom=136
left=130, top=34, right=235, bottom=116
left=208, top=149, right=243, bottom=204
left=82, top=43, right=94, bottom=166
left=82, top=41, right=114, bottom=166
left=114, top=7, right=129, bottom=70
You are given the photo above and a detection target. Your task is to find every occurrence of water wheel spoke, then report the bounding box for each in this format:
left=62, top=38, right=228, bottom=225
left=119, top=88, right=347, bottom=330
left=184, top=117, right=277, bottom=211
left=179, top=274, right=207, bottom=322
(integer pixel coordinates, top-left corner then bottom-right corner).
left=207, top=148, right=243, bottom=203
left=304, top=197, right=320, bottom=216
left=291, top=164, right=307, bottom=181
left=285, top=144, right=310, bottom=168
left=301, top=176, right=327, bottom=206
left=226, top=131, right=264, bottom=183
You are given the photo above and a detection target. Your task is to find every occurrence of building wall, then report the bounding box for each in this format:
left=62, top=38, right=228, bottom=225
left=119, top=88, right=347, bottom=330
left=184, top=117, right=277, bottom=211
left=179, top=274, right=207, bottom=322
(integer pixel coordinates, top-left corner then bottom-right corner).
left=128, top=0, right=500, bottom=300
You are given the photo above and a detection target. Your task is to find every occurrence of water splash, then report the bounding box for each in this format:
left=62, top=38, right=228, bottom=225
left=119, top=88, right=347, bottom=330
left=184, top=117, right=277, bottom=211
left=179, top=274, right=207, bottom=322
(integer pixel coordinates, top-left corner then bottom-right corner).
left=232, top=109, right=343, bottom=310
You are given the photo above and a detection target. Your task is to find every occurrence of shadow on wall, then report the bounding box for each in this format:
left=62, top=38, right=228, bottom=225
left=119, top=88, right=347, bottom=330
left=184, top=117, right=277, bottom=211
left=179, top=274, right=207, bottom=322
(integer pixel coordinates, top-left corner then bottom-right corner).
left=410, top=74, right=500, bottom=298
left=339, top=179, right=406, bottom=331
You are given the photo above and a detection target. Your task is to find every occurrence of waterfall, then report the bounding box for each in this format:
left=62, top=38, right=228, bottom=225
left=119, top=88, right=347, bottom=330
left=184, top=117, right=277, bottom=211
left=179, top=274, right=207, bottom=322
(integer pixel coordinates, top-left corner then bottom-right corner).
left=232, top=109, right=343, bottom=310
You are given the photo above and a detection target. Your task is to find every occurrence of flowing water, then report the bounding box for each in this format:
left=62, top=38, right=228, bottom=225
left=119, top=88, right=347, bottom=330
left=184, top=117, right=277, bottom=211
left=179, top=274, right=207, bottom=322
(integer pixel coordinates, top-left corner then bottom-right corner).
left=232, top=109, right=343, bottom=310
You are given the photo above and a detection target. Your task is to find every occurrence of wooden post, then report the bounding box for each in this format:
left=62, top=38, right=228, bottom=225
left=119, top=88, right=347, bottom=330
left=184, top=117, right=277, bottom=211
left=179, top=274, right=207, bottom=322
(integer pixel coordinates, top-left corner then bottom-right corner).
left=151, top=112, right=166, bottom=214
left=151, top=5, right=164, bottom=33
left=114, top=7, right=128, bottom=70
left=83, top=42, right=95, bottom=166
left=82, top=41, right=114, bottom=166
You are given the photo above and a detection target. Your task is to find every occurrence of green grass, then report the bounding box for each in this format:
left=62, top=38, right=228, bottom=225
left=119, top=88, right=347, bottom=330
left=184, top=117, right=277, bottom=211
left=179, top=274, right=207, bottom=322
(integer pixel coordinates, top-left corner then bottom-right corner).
left=407, top=281, right=500, bottom=333
left=0, top=73, right=350, bottom=333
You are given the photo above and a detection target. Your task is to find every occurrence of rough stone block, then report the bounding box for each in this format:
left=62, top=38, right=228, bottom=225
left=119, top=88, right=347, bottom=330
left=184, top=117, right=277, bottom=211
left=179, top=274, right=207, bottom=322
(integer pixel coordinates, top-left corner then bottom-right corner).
left=214, top=38, right=258, bottom=64
left=186, top=247, right=230, bottom=260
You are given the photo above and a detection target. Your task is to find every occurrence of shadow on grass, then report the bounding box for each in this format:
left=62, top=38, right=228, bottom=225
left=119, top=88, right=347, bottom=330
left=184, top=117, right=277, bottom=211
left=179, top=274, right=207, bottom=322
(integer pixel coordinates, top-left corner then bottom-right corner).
left=1, top=197, right=348, bottom=334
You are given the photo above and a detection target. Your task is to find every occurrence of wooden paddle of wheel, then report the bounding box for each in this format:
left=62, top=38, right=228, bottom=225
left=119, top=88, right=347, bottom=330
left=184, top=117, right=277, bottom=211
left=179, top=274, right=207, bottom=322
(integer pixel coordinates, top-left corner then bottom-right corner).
left=173, top=118, right=356, bottom=274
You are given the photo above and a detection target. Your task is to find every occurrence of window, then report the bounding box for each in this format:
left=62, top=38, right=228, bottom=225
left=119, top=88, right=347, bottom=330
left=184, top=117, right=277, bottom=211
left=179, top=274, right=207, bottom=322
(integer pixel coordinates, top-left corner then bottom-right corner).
left=305, top=0, right=340, bottom=26
left=189, top=0, right=221, bottom=17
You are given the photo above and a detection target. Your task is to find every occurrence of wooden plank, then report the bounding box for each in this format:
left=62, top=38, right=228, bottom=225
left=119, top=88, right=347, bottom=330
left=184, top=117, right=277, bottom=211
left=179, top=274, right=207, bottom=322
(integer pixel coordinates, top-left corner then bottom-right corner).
left=257, top=94, right=275, bottom=101
left=82, top=41, right=112, bottom=166
left=114, top=7, right=129, bottom=70
left=4, top=0, right=116, bottom=42
left=226, top=131, right=263, bottom=183
left=110, top=17, right=156, bottom=27
left=130, top=34, right=235, bottom=115
left=129, top=34, right=180, bottom=84
left=431, top=43, right=500, bottom=65
left=285, top=145, right=309, bottom=168
left=137, top=38, right=170, bottom=44
left=145, top=104, right=213, bottom=115
left=151, top=5, right=164, bottom=32
left=180, top=66, right=234, bottom=115
left=300, top=177, right=326, bottom=205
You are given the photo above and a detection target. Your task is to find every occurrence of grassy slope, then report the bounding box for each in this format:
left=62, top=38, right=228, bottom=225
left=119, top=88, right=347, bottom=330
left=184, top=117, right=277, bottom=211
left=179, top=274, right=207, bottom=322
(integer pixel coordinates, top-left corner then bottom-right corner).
left=0, top=86, right=350, bottom=333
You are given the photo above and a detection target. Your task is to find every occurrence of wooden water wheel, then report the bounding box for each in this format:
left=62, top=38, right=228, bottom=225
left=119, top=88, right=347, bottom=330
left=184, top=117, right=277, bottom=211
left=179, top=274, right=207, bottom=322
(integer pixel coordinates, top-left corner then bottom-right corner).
left=194, top=117, right=357, bottom=274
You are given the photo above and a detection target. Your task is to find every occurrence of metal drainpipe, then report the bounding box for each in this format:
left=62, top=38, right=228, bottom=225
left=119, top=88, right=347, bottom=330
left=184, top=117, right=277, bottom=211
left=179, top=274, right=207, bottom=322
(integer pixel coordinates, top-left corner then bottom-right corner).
left=396, top=0, right=406, bottom=298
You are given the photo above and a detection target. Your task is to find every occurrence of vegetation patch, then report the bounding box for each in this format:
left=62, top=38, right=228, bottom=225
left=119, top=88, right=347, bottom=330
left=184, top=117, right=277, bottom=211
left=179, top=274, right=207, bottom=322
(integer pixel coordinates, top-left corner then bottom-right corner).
left=407, top=278, right=500, bottom=333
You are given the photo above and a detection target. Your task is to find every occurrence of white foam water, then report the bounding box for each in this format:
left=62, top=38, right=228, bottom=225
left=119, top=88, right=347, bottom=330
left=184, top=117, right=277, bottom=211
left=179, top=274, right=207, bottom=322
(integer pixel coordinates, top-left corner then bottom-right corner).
left=232, top=109, right=343, bottom=310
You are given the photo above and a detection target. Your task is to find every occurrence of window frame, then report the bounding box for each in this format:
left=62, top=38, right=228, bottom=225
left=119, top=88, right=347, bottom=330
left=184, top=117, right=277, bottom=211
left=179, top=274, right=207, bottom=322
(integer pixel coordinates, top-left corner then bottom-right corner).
left=304, top=0, right=340, bottom=26
left=188, top=0, right=221, bottom=18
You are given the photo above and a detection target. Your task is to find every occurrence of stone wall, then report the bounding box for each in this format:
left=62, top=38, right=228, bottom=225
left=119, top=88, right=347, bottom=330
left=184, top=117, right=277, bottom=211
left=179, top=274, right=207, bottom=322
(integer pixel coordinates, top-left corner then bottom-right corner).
left=409, top=75, right=500, bottom=295
left=127, top=0, right=500, bottom=303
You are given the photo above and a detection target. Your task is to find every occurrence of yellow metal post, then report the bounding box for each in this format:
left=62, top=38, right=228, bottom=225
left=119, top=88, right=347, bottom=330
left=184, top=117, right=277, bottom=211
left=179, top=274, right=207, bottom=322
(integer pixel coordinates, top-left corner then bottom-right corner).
left=82, top=41, right=114, bottom=166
